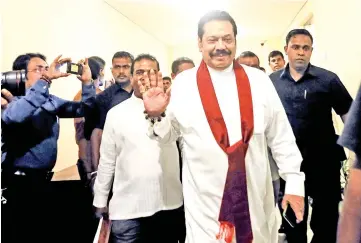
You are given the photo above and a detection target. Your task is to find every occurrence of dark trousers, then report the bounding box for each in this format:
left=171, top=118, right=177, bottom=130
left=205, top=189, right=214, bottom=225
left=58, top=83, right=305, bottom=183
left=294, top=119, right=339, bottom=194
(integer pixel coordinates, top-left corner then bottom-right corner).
left=280, top=161, right=342, bottom=243
left=110, top=206, right=186, bottom=243
left=1, top=169, right=53, bottom=243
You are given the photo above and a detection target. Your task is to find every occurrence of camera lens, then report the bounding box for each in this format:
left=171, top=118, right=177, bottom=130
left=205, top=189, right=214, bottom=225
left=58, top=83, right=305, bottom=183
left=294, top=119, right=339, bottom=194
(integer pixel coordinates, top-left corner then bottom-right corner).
left=1, top=70, right=26, bottom=96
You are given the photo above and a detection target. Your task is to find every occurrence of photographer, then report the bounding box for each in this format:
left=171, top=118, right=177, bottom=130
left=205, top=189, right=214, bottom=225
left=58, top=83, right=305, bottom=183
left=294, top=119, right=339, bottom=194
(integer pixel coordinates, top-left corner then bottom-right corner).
left=1, top=53, right=96, bottom=243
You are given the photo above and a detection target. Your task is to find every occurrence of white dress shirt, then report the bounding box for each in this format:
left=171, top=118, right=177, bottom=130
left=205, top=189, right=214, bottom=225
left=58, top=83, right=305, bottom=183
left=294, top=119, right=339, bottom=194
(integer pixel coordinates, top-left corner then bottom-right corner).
left=93, top=95, right=183, bottom=220
left=149, top=64, right=305, bottom=243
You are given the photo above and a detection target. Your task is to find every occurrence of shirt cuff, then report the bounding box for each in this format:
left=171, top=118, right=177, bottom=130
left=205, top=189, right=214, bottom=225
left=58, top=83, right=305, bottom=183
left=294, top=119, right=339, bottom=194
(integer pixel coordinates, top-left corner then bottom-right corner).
left=284, top=173, right=305, bottom=197
left=93, top=194, right=108, bottom=208
left=81, top=83, right=96, bottom=97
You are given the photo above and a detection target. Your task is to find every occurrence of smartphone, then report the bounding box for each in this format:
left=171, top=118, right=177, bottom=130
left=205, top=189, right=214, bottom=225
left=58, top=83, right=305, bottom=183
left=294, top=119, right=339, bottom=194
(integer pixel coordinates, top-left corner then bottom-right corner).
left=57, top=62, right=82, bottom=75
left=66, top=62, right=83, bottom=75
left=283, top=204, right=297, bottom=228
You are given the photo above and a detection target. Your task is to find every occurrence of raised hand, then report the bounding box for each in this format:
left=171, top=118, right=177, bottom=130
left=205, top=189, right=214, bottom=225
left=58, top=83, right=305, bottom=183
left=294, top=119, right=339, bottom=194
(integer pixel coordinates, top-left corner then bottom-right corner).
left=139, top=69, right=171, bottom=117
left=44, top=55, right=71, bottom=81
left=76, top=58, right=92, bottom=84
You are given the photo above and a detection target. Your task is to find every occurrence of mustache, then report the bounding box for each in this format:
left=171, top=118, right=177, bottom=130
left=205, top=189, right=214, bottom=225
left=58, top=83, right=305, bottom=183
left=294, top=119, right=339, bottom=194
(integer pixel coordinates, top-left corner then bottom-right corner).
left=210, top=49, right=231, bottom=57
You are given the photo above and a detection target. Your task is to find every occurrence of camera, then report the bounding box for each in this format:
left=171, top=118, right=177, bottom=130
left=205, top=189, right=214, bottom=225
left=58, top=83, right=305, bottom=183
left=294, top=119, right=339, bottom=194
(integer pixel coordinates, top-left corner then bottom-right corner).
left=1, top=70, right=26, bottom=96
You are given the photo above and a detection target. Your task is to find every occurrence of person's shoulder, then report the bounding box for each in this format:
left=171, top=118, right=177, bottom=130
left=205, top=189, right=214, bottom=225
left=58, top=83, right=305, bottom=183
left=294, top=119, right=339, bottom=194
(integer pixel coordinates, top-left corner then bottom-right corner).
left=242, top=65, right=276, bottom=102
left=108, top=96, right=133, bottom=114
left=269, top=69, right=283, bottom=81
left=170, top=66, right=197, bottom=95
left=173, top=66, right=197, bottom=83
left=96, top=85, right=118, bottom=105
left=309, top=64, right=338, bottom=80
left=242, top=64, right=272, bottom=84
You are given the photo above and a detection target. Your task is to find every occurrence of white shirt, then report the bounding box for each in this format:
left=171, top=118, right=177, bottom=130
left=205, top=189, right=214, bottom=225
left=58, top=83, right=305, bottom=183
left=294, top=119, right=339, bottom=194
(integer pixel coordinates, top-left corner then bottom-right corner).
left=149, top=64, right=305, bottom=243
left=93, top=95, right=183, bottom=220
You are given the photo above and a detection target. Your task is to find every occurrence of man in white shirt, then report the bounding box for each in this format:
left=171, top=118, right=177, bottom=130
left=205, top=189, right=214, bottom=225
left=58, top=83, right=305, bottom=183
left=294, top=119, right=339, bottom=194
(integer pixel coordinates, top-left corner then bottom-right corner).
left=93, top=54, right=183, bottom=243
left=137, top=11, right=305, bottom=243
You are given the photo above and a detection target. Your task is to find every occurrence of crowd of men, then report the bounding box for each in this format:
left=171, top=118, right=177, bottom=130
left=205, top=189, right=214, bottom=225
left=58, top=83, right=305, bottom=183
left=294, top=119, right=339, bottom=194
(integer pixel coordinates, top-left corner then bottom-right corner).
left=1, top=10, right=360, bottom=243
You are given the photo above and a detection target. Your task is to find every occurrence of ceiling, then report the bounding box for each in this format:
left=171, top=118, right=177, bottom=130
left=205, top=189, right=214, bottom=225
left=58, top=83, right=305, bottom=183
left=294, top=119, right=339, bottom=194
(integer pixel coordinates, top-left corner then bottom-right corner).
left=104, top=0, right=308, bottom=46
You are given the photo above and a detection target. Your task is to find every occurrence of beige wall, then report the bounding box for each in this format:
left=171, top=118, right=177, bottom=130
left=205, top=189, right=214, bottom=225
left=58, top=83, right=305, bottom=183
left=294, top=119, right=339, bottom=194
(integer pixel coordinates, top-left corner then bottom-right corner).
left=311, top=0, right=361, bottom=98
left=0, top=0, right=169, bottom=172
left=280, top=0, right=361, bottom=98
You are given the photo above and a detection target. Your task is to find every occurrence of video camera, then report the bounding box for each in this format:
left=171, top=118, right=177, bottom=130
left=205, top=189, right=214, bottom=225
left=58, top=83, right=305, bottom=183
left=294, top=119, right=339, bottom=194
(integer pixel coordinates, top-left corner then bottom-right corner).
left=1, top=70, right=26, bottom=96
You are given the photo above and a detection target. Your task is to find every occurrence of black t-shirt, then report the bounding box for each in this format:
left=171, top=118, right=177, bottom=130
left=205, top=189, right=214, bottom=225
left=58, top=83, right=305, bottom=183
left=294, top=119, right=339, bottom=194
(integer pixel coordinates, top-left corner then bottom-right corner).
left=84, top=84, right=132, bottom=139
left=338, top=84, right=361, bottom=168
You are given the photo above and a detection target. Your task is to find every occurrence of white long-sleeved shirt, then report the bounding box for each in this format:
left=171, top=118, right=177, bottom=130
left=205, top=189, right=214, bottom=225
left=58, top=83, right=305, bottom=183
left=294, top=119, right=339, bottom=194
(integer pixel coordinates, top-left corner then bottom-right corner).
left=93, top=95, right=183, bottom=220
left=148, top=64, right=304, bottom=243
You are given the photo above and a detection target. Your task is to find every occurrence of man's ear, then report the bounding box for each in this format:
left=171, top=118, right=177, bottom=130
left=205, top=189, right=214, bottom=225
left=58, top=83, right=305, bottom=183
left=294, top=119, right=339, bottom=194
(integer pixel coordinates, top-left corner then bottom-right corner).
left=198, top=38, right=203, bottom=52
left=284, top=45, right=288, bottom=54
left=130, top=75, right=135, bottom=85
left=171, top=73, right=176, bottom=79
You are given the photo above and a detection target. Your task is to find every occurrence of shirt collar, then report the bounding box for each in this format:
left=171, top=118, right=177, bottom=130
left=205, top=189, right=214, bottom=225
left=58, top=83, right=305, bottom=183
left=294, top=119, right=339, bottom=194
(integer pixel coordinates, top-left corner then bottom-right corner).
left=130, top=92, right=143, bottom=105
left=113, top=83, right=134, bottom=95
left=281, top=63, right=317, bottom=80
left=207, top=62, right=234, bottom=74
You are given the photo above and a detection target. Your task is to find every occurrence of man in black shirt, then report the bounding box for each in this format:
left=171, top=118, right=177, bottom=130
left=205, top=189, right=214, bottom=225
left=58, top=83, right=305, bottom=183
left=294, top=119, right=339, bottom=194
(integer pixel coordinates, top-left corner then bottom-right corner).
left=270, top=29, right=353, bottom=243
left=337, top=84, right=361, bottom=243
left=86, top=51, right=134, bottom=171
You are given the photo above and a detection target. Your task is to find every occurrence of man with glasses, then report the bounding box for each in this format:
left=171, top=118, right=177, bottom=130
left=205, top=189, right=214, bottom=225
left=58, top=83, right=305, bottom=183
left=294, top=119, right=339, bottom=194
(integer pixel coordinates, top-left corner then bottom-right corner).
left=1, top=52, right=95, bottom=243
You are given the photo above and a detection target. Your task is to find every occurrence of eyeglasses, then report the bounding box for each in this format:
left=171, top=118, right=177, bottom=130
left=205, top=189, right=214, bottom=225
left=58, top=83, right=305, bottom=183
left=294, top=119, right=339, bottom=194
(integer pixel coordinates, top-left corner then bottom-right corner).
left=27, top=66, right=49, bottom=73
left=111, top=64, right=131, bottom=70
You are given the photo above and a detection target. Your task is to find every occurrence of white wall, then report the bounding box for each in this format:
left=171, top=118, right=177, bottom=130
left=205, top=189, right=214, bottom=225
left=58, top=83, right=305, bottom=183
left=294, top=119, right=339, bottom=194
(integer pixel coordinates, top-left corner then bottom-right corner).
left=0, top=0, right=169, bottom=172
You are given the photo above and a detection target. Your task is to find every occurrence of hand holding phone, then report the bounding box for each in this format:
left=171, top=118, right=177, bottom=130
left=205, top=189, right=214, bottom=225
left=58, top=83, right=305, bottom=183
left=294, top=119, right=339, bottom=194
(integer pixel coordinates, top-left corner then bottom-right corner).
left=56, top=58, right=91, bottom=84
left=283, top=204, right=298, bottom=228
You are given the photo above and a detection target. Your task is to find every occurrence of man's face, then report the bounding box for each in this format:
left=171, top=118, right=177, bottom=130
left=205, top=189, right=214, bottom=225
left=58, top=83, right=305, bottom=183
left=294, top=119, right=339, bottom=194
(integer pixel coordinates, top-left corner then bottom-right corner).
left=26, top=57, right=49, bottom=88
left=163, top=79, right=171, bottom=91
left=269, top=55, right=285, bottom=72
left=171, top=62, right=195, bottom=79
left=131, top=58, right=159, bottom=95
left=198, top=20, right=236, bottom=71
left=284, top=34, right=313, bottom=71
left=111, top=57, right=132, bottom=84
left=237, top=57, right=260, bottom=68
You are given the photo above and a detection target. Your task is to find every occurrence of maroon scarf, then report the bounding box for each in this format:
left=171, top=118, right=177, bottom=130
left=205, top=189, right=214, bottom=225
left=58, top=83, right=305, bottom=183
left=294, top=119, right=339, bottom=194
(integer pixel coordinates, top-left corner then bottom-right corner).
left=197, top=60, right=254, bottom=243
